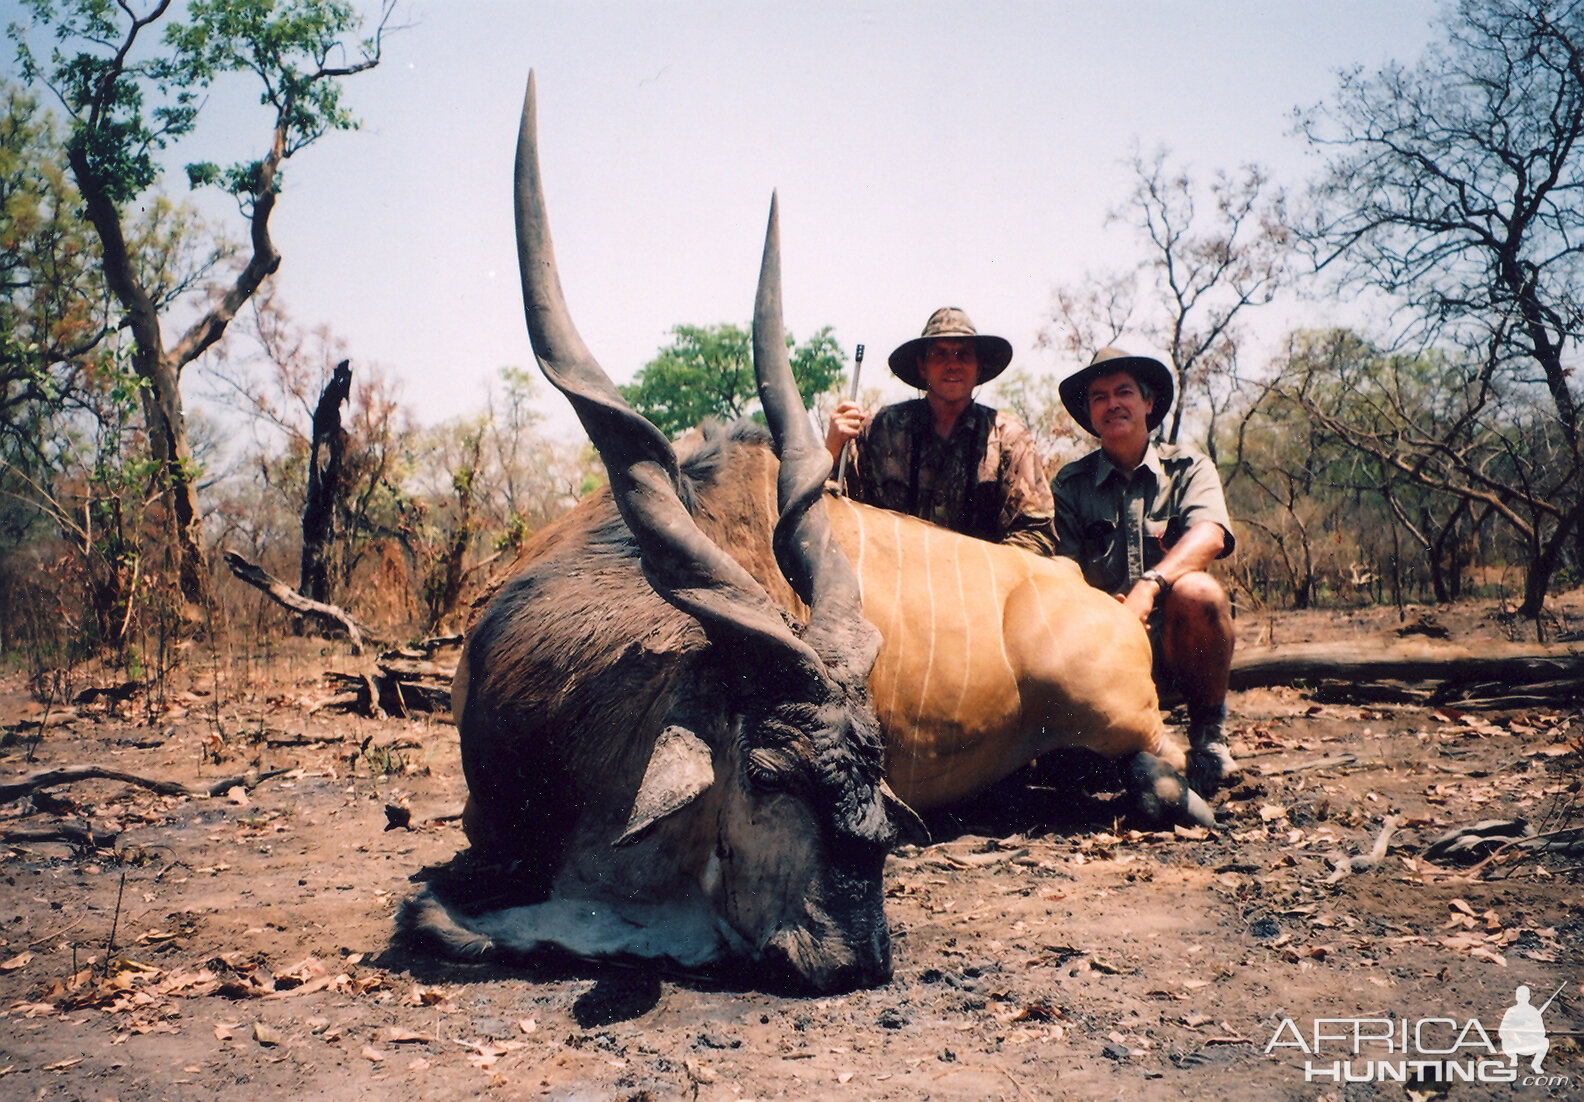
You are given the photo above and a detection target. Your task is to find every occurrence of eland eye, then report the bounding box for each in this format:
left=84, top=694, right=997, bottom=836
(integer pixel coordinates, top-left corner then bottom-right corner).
left=744, top=746, right=795, bottom=789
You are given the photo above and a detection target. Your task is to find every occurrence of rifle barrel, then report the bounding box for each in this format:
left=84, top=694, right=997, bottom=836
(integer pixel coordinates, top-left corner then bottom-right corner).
left=834, top=343, right=864, bottom=489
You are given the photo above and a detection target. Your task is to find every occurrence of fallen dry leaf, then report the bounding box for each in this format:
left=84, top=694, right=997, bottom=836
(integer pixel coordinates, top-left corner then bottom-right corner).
left=407, top=985, right=445, bottom=1006
left=11, top=1002, right=58, bottom=1018
left=455, top=1038, right=528, bottom=1069
left=275, top=957, right=328, bottom=985
left=1011, top=1002, right=1059, bottom=1021
left=0, top=952, right=33, bottom=972
left=684, top=1058, right=717, bottom=1084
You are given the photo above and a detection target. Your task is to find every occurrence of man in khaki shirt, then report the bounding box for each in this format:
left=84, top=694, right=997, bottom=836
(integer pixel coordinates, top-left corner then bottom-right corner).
left=1052, top=348, right=1238, bottom=792
left=824, top=307, right=1056, bottom=556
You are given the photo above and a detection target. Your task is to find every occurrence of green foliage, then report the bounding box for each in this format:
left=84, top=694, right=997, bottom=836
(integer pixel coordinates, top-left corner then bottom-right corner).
left=9, top=0, right=390, bottom=612
left=619, top=323, right=847, bottom=439
left=0, top=82, right=112, bottom=541
left=10, top=0, right=370, bottom=205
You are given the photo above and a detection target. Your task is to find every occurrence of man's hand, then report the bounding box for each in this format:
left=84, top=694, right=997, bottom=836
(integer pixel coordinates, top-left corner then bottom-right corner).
left=1116, top=578, right=1159, bottom=625
left=825, top=399, right=867, bottom=463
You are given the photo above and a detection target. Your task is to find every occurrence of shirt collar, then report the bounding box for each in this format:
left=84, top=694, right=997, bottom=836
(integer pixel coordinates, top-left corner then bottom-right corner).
left=1093, top=442, right=1164, bottom=486
left=910, top=398, right=987, bottom=442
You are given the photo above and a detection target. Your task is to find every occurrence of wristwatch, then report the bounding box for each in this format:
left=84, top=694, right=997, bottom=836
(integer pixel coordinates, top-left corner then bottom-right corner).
left=1140, top=569, right=1172, bottom=600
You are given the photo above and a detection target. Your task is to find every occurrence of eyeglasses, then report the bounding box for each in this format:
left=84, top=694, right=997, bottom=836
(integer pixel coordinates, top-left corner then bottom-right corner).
left=924, top=344, right=977, bottom=365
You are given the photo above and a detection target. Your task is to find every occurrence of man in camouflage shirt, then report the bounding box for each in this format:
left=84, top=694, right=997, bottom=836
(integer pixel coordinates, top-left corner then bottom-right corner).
left=823, top=307, right=1056, bottom=556
left=1052, top=347, right=1238, bottom=793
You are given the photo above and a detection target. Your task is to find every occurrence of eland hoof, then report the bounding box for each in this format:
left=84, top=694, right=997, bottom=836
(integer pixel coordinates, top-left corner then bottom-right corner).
left=1128, top=752, right=1217, bottom=830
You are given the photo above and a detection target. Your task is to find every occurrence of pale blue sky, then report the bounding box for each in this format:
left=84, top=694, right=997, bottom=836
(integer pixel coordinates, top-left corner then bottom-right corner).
left=9, top=0, right=1445, bottom=429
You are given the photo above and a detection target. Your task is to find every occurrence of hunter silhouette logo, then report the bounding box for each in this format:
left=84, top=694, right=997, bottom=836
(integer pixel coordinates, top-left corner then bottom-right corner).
left=1499, top=983, right=1562, bottom=1074
left=1265, top=979, right=1574, bottom=1087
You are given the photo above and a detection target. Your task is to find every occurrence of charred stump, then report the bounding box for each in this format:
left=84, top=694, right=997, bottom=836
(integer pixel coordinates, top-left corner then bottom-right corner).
left=301, top=359, right=352, bottom=605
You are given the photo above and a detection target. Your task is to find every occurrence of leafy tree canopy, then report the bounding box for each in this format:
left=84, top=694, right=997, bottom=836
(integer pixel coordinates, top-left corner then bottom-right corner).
left=619, top=323, right=847, bottom=439
left=10, top=0, right=378, bottom=206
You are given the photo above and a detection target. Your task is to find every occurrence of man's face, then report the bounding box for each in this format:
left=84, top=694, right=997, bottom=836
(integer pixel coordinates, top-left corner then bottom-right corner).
left=1086, top=369, right=1153, bottom=450
left=920, top=339, right=979, bottom=404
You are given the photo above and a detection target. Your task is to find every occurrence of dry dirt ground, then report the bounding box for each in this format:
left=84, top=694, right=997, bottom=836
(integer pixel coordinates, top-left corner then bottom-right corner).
left=1, top=596, right=1581, bottom=1101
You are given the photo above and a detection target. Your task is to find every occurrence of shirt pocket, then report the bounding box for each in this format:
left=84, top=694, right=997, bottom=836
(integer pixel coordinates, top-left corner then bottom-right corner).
left=1082, top=517, right=1116, bottom=558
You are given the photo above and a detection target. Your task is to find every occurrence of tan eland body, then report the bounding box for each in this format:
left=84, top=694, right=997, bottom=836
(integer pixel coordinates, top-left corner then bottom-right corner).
left=827, top=495, right=1180, bottom=809
left=672, top=443, right=1189, bottom=812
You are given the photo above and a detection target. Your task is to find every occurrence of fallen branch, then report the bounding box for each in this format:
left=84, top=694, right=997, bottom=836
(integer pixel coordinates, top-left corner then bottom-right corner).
left=0, top=764, right=291, bottom=805
left=0, top=766, right=193, bottom=805
left=204, top=768, right=293, bottom=797
left=222, top=548, right=368, bottom=654
left=321, top=662, right=453, bottom=719
left=1, top=824, right=120, bottom=849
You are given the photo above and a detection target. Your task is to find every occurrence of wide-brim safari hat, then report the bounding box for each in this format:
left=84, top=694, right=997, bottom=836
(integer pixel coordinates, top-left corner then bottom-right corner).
left=887, top=307, right=1013, bottom=390
left=1059, top=346, right=1175, bottom=436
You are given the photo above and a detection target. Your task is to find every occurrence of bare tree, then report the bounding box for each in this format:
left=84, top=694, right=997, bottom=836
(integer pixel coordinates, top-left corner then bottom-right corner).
left=1040, top=149, right=1292, bottom=454
left=11, top=0, right=395, bottom=612
left=986, top=367, right=1086, bottom=475
left=206, top=289, right=410, bottom=609
left=1270, top=327, right=1559, bottom=623
left=1295, top=0, right=1584, bottom=617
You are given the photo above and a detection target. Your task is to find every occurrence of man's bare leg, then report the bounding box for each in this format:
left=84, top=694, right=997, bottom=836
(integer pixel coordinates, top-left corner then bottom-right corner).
left=1160, top=571, right=1237, bottom=792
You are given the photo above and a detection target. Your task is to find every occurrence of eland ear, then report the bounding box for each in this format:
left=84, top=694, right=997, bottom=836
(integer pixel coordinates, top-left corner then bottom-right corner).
left=881, top=781, right=930, bottom=847
left=616, top=725, right=715, bottom=845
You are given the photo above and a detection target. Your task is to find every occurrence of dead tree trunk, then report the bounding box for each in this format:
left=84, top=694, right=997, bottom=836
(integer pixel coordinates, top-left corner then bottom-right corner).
left=301, top=359, right=353, bottom=604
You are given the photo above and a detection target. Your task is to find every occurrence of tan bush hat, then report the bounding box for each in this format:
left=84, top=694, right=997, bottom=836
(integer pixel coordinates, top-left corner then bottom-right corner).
left=887, top=307, right=1013, bottom=390
left=1058, top=346, right=1174, bottom=436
